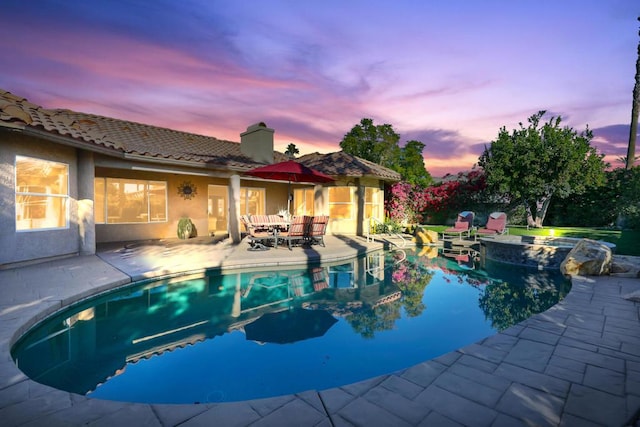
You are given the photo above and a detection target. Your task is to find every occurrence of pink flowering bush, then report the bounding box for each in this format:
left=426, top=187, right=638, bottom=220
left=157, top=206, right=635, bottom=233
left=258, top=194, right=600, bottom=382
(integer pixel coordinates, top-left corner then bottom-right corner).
left=385, top=170, right=487, bottom=224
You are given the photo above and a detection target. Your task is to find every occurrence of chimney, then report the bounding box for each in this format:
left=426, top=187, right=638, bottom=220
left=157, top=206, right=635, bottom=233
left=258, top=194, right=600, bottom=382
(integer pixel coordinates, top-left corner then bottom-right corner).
left=240, top=122, right=274, bottom=164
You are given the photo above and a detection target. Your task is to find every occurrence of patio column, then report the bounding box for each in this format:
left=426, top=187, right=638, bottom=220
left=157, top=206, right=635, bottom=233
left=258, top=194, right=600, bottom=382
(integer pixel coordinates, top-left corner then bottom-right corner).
left=228, top=174, right=241, bottom=244
left=355, top=178, right=364, bottom=236
left=313, top=184, right=325, bottom=214
left=77, top=150, right=95, bottom=255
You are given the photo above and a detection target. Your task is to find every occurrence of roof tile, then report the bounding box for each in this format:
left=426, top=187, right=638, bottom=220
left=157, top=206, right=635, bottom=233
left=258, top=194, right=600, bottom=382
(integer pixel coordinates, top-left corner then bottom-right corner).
left=0, top=89, right=399, bottom=181
left=298, top=151, right=401, bottom=181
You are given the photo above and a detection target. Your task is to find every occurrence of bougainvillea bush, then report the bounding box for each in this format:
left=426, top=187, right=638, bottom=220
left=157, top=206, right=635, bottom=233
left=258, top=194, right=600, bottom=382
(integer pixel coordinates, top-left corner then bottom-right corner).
left=385, top=170, right=487, bottom=225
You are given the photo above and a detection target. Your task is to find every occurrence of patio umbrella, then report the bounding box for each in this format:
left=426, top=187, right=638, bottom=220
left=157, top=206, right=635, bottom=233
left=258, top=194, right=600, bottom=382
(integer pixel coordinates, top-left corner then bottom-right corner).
left=245, top=160, right=335, bottom=213
left=244, top=307, right=338, bottom=344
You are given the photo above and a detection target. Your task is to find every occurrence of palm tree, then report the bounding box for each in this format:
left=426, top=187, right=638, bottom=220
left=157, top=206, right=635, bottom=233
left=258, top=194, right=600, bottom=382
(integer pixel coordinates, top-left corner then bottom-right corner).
left=617, top=155, right=640, bottom=167
left=285, top=143, right=299, bottom=159
left=627, top=17, right=640, bottom=170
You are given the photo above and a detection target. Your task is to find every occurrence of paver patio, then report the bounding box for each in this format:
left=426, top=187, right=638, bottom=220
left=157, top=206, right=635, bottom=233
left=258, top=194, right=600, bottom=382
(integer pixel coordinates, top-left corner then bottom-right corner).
left=0, top=235, right=639, bottom=426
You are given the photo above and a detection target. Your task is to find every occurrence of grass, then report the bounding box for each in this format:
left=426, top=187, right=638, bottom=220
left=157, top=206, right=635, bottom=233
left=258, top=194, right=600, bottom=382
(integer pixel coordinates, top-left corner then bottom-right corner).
left=423, top=225, right=640, bottom=256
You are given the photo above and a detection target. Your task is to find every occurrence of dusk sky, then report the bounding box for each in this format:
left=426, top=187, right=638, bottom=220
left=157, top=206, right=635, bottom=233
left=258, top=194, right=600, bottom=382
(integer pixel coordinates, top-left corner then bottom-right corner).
left=1, top=0, right=638, bottom=176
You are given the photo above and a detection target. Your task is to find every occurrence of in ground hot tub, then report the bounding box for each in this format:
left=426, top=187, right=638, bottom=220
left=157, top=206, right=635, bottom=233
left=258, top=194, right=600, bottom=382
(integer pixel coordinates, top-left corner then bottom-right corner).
left=479, top=235, right=616, bottom=269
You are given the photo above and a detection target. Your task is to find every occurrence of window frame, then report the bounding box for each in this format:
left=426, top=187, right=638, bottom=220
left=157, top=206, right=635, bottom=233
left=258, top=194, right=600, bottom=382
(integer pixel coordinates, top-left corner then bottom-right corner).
left=364, top=187, right=383, bottom=220
left=293, top=188, right=315, bottom=216
left=328, top=186, right=353, bottom=220
left=94, top=177, right=168, bottom=224
left=15, top=155, right=70, bottom=232
left=239, top=187, right=266, bottom=216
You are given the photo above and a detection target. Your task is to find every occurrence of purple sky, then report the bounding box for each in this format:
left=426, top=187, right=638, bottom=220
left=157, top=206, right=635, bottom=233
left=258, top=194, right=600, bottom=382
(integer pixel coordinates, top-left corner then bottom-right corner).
left=1, top=0, right=638, bottom=176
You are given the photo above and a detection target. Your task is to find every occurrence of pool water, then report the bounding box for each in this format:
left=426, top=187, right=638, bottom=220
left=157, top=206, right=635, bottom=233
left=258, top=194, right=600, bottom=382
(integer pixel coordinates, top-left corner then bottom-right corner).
left=11, top=248, right=570, bottom=404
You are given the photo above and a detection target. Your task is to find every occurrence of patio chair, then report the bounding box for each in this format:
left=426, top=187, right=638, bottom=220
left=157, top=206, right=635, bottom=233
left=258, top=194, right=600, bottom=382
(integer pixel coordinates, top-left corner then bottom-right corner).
left=241, top=215, right=272, bottom=250
left=289, top=273, right=307, bottom=297
left=475, top=212, right=508, bottom=237
left=308, top=215, right=329, bottom=247
left=441, top=211, right=474, bottom=240
left=442, top=247, right=477, bottom=270
left=277, top=216, right=307, bottom=250
left=249, top=214, right=270, bottom=232
left=311, top=267, right=329, bottom=291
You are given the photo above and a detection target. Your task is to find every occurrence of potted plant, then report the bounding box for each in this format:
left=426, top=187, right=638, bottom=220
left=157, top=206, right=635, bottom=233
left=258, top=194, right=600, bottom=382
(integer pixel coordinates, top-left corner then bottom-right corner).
left=177, top=217, right=196, bottom=239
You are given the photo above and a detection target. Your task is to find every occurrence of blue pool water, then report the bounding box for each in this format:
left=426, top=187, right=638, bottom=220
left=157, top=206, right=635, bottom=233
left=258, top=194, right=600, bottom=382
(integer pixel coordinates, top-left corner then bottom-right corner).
left=11, top=248, right=570, bottom=404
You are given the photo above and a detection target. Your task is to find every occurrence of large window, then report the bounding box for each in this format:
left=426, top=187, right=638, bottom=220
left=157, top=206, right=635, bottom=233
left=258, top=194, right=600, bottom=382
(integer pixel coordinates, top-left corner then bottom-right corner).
left=364, top=187, right=383, bottom=220
left=15, top=156, right=69, bottom=231
left=328, top=187, right=353, bottom=219
left=94, top=178, right=167, bottom=224
left=240, top=188, right=265, bottom=215
left=293, top=188, right=314, bottom=216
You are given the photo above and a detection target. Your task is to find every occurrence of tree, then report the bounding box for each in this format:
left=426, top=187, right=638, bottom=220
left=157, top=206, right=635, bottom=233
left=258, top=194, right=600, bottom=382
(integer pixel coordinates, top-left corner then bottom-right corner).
left=340, top=118, right=432, bottom=186
left=284, top=143, right=299, bottom=159
left=340, top=118, right=401, bottom=169
left=478, top=111, right=607, bottom=228
left=397, top=140, right=432, bottom=187
left=627, top=17, right=640, bottom=169
left=548, top=166, right=640, bottom=228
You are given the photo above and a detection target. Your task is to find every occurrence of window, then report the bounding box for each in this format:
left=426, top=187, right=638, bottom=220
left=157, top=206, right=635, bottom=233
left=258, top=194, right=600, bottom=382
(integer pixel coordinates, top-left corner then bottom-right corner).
left=364, top=187, right=383, bottom=220
left=15, top=156, right=69, bottom=231
left=208, top=185, right=228, bottom=233
left=328, top=187, right=352, bottom=219
left=240, top=188, right=265, bottom=215
left=94, top=178, right=167, bottom=224
left=293, top=188, right=314, bottom=216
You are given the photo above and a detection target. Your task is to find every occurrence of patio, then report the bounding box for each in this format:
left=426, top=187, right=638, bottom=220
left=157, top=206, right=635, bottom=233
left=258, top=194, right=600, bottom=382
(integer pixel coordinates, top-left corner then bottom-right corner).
left=1, top=235, right=639, bottom=426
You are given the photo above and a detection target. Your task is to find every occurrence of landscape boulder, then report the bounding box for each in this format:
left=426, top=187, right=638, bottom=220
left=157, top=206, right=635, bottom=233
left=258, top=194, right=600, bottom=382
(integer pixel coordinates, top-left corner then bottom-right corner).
left=560, top=239, right=612, bottom=276
left=413, top=226, right=439, bottom=245
left=610, top=255, right=640, bottom=278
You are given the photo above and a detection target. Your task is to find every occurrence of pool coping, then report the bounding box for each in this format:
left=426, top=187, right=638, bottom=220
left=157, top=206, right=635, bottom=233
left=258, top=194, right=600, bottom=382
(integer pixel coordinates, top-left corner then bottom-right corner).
left=1, top=235, right=640, bottom=426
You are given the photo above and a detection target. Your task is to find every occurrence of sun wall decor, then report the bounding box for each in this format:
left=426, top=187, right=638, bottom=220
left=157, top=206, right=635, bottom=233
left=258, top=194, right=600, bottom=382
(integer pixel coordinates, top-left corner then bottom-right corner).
left=177, top=180, right=197, bottom=200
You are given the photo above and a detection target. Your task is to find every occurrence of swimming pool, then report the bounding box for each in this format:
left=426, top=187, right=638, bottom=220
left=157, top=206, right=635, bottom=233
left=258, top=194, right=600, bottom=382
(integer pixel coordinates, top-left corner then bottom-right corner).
left=11, top=248, right=570, bottom=404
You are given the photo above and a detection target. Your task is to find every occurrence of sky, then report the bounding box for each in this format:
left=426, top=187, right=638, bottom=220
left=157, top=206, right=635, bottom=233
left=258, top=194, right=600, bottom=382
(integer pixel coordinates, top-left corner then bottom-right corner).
left=1, top=0, right=638, bottom=177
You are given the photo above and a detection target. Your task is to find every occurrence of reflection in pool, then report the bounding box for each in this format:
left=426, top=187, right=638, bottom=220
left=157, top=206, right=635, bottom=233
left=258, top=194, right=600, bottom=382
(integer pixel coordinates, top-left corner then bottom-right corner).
left=12, top=248, right=570, bottom=404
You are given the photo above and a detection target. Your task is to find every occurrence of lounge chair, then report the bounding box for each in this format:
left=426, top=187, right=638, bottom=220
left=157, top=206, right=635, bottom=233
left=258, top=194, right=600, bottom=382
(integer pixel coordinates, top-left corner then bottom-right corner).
left=442, top=247, right=477, bottom=269
left=441, top=211, right=474, bottom=240
left=475, top=212, right=508, bottom=237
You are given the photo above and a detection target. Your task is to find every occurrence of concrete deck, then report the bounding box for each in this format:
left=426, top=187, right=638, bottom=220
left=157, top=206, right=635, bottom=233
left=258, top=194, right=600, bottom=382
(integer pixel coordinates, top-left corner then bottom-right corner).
left=1, top=235, right=639, bottom=426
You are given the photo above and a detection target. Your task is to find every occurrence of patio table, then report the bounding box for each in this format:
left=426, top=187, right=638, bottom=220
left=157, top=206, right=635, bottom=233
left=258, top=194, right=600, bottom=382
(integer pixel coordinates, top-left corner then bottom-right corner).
left=267, top=222, right=290, bottom=249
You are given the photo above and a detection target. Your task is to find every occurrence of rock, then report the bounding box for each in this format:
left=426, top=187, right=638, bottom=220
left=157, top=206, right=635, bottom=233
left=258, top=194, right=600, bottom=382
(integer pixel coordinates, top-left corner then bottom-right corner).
left=610, top=255, right=640, bottom=278
left=413, top=227, right=438, bottom=245
left=560, top=238, right=612, bottom=276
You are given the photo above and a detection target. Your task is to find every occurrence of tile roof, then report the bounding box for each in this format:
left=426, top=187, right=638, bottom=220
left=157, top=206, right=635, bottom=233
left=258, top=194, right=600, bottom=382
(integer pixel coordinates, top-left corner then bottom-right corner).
left=0, top=89, right=287, bottom=171
left=298, top=151, right=401, bottom=181
left=0, top=89, right=400, bottom=181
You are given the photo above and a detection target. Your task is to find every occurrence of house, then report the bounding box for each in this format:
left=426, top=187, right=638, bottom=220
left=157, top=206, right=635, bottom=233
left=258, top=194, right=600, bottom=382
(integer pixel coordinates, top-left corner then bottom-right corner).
left=0, top=89, right=400, bottom=268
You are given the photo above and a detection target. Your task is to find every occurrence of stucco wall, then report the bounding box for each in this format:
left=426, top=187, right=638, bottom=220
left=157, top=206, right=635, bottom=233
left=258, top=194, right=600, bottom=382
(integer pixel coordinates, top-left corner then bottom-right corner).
left=1, top=131, right=391, bottom=264
left=95, top=167, right=233, bottom=243
left=324, top=178, right=385, bottom=236
left=0, top=132, right=80, bottom=267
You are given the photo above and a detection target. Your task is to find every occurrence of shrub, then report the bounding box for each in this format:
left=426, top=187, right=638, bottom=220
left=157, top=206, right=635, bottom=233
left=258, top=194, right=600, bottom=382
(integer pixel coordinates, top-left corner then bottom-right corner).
left=177, top=217, right=196, bottom=239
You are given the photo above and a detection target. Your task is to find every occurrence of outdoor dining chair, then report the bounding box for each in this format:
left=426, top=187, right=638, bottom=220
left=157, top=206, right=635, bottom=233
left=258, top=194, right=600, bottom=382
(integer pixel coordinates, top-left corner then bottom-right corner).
left=241, top=215, right=272, bottom=250
left=308, top=215, right=329, bottom=246
left=277, top=216, right=307, bottom=250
